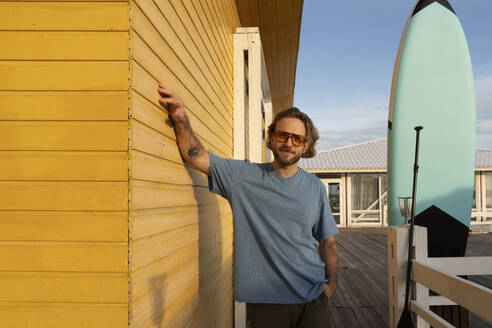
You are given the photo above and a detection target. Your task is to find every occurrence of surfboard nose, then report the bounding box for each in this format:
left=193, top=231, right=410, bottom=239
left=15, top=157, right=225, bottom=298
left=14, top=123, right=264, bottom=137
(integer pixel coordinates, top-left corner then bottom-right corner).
left=413, top=0, right=456, bottom=16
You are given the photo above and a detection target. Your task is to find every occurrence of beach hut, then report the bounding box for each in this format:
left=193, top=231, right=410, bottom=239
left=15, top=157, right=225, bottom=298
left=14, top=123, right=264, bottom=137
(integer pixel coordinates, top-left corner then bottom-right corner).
left=0, top=1, right=303, bottom=327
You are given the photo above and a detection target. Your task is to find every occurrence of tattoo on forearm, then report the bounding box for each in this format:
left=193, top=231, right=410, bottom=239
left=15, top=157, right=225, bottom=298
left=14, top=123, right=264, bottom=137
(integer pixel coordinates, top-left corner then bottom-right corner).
left=187, top=135, right=204, bottom=159
left=323, top=241, right=338, bottom=283
left=327, top=241, right=338, bottom=259
left=188, top=146, right=200, bottom=158
left=172, top=113, right=205, bottom=160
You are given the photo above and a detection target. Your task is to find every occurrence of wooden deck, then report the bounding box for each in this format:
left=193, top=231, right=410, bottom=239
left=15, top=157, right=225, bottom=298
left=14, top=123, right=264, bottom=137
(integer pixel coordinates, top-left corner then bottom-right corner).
left=332, top=228, right=492, bottom=328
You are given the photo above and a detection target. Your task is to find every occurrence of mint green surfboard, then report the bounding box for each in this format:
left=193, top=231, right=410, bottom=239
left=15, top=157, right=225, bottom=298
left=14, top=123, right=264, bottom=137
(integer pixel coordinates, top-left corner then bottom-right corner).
left=388, top=0, right=476, bottom=227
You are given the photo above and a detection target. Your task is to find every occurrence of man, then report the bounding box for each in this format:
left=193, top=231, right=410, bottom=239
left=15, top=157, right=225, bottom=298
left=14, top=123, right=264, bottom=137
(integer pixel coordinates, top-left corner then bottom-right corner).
left=158, top=84, right=338, bottom=328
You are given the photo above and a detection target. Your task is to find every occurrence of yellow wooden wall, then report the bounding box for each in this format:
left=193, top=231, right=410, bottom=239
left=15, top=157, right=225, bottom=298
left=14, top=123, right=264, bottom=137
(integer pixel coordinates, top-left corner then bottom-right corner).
left=128, top=0, right=239, bottom=327
left=0, top=0, right=239, bottom=327
left=0, top=1, right=130, bottom=327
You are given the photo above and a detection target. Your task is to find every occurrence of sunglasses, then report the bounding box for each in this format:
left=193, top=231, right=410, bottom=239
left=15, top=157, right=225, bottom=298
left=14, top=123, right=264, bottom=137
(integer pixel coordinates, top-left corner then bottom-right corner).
left=273, top=131, right=306, bottom=147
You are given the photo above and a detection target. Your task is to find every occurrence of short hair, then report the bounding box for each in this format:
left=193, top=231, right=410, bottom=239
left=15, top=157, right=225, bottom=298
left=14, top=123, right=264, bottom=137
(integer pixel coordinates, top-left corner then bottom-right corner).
left=266, top=107, right=319, bottom=158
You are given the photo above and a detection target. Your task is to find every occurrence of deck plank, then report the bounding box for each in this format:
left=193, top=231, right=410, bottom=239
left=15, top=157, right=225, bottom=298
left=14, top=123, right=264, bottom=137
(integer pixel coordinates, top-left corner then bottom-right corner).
left=334, top=228, right=492, bottom=328
left=466, top=233, right=492, bottom=328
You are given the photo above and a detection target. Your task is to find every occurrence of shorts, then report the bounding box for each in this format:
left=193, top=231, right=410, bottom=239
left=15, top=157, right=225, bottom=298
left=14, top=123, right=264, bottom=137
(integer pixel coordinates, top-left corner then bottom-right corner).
left=246, top=292, right=332, bottom=328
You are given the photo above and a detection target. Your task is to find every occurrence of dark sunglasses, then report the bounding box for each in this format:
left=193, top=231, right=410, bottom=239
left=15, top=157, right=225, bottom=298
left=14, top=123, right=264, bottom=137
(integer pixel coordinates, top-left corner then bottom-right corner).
left=273, top=131, right=306, bottom=147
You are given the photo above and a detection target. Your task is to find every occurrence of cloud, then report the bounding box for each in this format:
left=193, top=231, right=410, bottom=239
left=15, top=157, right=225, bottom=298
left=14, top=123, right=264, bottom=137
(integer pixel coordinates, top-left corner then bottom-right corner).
left=306, top=100, right=389, bottom=150
left=477, top=118, right=492, bottom=149
left=310, top=103, right=387, bottom=127
left=475, top=76, right=492, bottom=149
left=315, top=116, right=387, bottom=150
left=310, top=76, right=492, bottom=151
left=304, top=74, right=492, bottom=152
left=476, top=76, right=492, bottom=119
left=316, top=123, right=386, bottom=151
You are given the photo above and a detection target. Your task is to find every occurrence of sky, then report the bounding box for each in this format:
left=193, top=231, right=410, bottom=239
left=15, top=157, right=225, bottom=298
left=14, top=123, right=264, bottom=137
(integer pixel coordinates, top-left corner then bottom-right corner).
left=293, top=0, right=492, bottom=151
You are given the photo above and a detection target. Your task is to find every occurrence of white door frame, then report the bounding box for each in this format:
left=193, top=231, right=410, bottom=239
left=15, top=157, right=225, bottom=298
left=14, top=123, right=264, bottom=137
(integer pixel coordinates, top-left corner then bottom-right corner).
left=321, top=178, right=346, bottom=228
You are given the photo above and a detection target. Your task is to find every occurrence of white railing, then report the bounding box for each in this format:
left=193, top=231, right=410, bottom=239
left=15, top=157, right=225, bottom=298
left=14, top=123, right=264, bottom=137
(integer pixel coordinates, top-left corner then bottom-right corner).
left=388, top=226, right=492, bottom=328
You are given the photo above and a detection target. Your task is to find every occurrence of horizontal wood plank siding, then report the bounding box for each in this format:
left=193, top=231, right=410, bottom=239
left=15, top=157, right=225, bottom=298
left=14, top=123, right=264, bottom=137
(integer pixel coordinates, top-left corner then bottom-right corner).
left=169, top=0, right=233, bottom=106
left=128, top=0, right=238, bottom=327
left=131, top=182, right=216, bottom=210
left=0, top=31, right=128, bottom=60
left=181, top=0, right=233, bottom=94
left=0, top=91, right=128, bottom=120
left=130, top=69, right=228, bottom=157
left=0, top=241, right=128, bottom=272
left=0, top=151, right=128, bottom=181
left=0, top=121, right=128, bottom=150
left=0, top=0, right=127, bottom=1
left=131, top=34, right=231, bottom=154
left=0, top=2, right=129, bottom=31
left=0, top=2, right=130, bottom=327
left=0, top=272, right=128, bottom=302
left=0, top=181, right=128, bottom=211
left=0, top=303, right=127, bottom=328
left=0, top=61, right=128, bottom=90
left=131, top=150, right=208, bottom=187
left=132, top=1, right=231, bottom=121
left=0, top=211, right=128, bottom=242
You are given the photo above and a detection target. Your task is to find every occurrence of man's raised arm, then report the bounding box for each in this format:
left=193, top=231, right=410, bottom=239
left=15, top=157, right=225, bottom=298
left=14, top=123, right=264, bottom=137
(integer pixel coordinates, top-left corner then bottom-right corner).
left=157, top=84, right=210, bottom=175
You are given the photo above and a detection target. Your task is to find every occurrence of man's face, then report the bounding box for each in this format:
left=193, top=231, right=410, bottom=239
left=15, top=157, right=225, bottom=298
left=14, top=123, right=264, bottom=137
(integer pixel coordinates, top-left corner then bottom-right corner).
left=271, top=117, right=307, bottom=166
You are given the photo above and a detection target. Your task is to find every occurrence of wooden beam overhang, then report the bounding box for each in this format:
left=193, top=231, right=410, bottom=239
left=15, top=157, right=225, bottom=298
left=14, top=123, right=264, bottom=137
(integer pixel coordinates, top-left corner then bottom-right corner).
left=235, top=0, right=303, bottom=115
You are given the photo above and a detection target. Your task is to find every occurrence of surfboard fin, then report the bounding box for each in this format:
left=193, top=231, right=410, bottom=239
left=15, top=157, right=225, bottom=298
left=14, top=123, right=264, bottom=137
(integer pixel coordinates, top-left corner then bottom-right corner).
left=413, top=0, right=456, bottom=17
left=412, top=205, right=468, bottom=257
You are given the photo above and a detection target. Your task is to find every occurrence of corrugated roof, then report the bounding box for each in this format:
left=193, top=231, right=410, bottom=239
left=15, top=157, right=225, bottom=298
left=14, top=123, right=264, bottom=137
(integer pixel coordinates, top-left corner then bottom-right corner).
left=299, top=138, right=492, bottom=170
left=477, top=148, right=492, bottom=167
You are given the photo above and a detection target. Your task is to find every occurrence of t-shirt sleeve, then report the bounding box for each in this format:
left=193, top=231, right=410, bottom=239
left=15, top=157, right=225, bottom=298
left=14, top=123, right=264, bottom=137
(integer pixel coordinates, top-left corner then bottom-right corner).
left=208, top=152, right=249, bottom=199
left=313, top=184, right=339, bottom=241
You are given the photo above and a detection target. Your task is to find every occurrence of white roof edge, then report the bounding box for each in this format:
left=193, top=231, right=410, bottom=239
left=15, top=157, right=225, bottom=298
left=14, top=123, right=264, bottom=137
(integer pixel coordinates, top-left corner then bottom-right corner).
left=305, top=168, right=386, bottom=173
left=316, top=138, right=387, bottom=153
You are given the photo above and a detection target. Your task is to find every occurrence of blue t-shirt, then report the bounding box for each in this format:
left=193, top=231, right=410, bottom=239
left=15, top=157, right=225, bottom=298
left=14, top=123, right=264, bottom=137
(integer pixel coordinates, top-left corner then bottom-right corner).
left=208, top=153, right=339, bottom=304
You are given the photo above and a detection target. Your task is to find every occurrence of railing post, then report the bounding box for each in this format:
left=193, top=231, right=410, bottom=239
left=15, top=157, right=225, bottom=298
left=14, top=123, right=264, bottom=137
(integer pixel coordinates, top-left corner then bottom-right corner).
left=388, top=226, right=408, bottom=328
left=413, top=226, right=430, bottom=328
left=388, top=225, right=430, bottom=328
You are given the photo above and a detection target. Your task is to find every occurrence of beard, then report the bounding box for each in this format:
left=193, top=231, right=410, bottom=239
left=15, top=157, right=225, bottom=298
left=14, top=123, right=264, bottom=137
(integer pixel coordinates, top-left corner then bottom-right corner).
left=272, top=145, right=303, bottom=166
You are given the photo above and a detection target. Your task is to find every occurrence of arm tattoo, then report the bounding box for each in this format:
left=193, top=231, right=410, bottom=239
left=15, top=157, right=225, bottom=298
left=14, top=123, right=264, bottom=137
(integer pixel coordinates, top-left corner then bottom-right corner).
left=327, top=241, right=338, bottom=259
left=188, top=147, right=200, bottom=158
left=172, top=114, right=205, bottom=161
left=187, top=135, right=202, bottom=158
left=322, top=240, right=338, bottom=284
left=184, top=127, right=204, bottom=159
